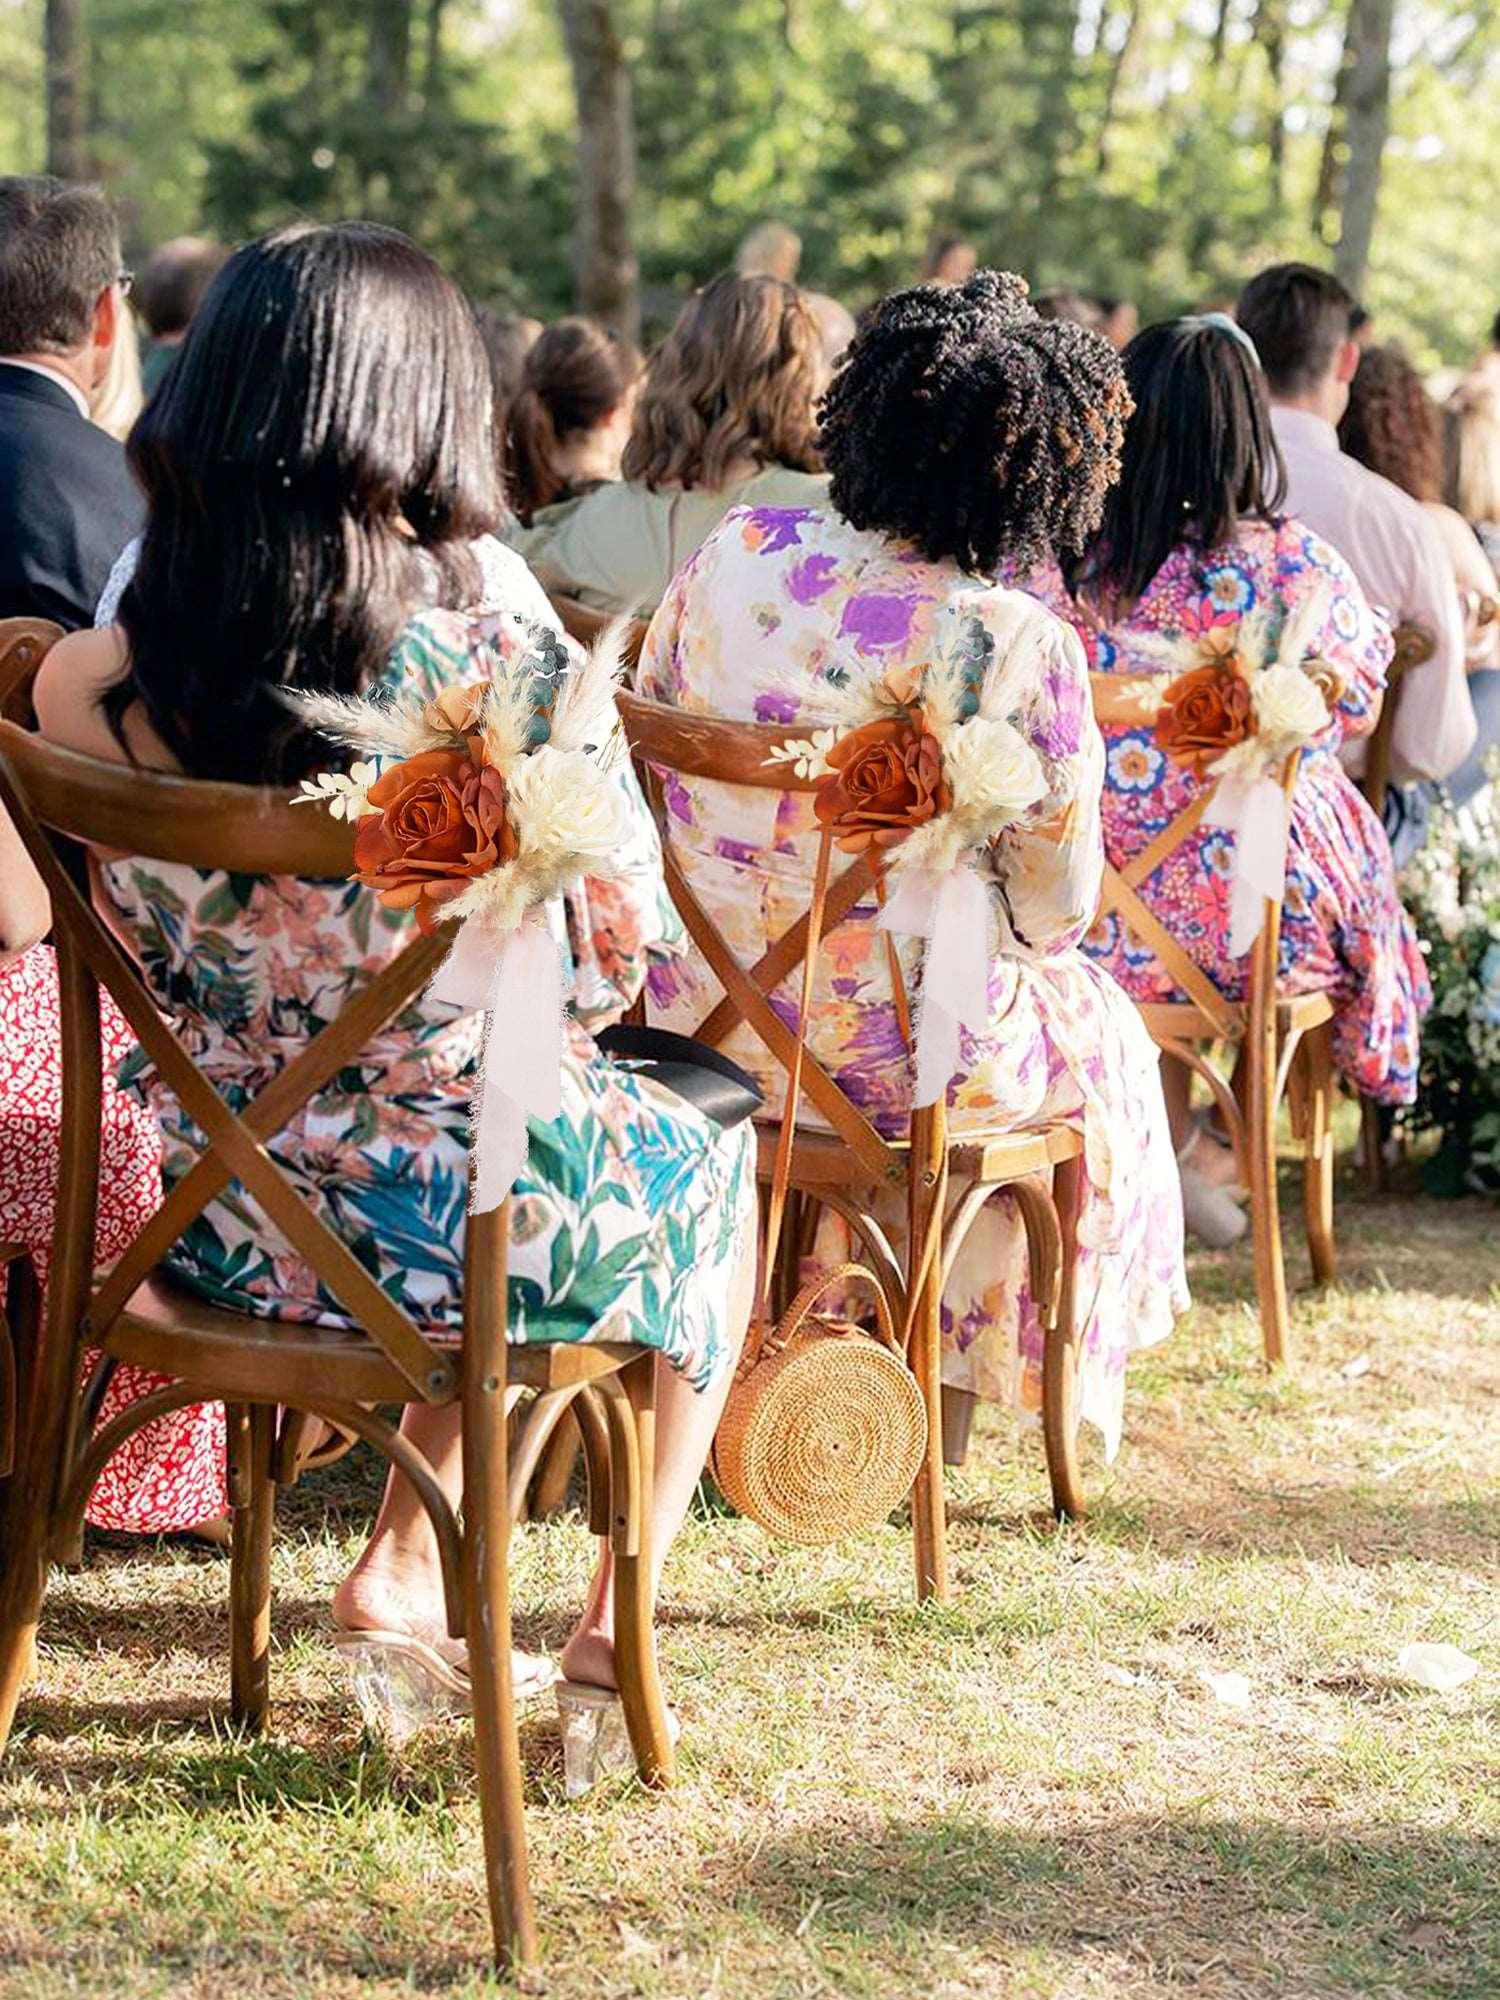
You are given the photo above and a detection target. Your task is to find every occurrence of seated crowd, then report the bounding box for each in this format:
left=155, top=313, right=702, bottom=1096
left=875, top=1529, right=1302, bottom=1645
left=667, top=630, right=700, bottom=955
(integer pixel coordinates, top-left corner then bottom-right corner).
left=0, top=174, right=1494, bottom=1730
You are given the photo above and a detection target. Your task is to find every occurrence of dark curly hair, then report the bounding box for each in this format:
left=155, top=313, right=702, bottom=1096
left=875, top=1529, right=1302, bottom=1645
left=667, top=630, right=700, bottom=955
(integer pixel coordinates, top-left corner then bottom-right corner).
left=818, top=270, right=1129, bottom=577
left=1337, top=342, right=1441, bottom=504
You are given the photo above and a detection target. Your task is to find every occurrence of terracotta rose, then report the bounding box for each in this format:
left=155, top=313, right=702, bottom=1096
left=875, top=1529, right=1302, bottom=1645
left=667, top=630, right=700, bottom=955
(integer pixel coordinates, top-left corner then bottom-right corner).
left=352, top=743, right=517, bottom=932
left=1155, top=662, right=1254, bottom=773
left=813, top=707, right=951, bottom=854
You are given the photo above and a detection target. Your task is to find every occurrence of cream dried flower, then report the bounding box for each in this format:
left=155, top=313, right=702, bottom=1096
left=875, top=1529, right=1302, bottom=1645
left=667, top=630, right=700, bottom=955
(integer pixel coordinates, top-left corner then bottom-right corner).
left=507, top=744, right=628, bottom=889
left=291, top=760, right=379, bottom=821
left=1251, top=663, right=1330, bottom=745
left=943, top=716, right=1047, bottom=829
left=765, top=728, right=840, bottom=780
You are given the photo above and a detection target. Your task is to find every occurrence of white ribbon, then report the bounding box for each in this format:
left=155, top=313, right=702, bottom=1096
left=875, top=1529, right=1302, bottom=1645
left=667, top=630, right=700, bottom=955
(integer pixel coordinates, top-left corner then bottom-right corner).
left=1204, top=772, right=1292, bottom=958
left=429, top=916, right=564, bottom=1213
left=878, top=862, right=993, bottom=1106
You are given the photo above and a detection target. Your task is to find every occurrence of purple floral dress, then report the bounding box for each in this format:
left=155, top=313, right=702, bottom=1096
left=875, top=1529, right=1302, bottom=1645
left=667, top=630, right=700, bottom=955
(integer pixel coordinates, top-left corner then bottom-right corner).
left=1019, top=519, right=1430, bottom=1104
left=640, top=506, right=1187, bottom=1459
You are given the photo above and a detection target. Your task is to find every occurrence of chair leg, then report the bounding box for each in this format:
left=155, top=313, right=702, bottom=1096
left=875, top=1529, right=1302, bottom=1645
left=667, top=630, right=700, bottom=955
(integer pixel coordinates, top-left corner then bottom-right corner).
left=1247, top=1024, right=1291, bottom=1370
left=228, top=1403, right=275, bottom=1731
left=530, top=1408, right=582, bottom=1518
left=459, top=1218, right=538, bottom=1974
left=1359, top=1096, right=1387, bottom=1196
left=909, top=1256, right=950, bottom=1605
left=609, top=1354, right=674, bottom=1787
left=1298, top=1025, right=1338, bottom=1288
left=1041, top=1156, right=1086, bottom=1521
left=0, top=1258, right=49, bottom=1757
left=940, top=1386, right=977, bottom=1468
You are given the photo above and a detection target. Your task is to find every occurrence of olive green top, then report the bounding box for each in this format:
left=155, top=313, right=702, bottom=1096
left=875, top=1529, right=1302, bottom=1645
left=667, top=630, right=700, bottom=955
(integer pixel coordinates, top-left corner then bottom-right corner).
left=505, top=464, right=830, bottom=618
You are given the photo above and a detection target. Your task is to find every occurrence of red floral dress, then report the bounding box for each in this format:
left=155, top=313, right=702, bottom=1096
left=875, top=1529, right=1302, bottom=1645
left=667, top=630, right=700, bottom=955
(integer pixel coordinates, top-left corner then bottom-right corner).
left=0, top=946, right=226, bottom=1531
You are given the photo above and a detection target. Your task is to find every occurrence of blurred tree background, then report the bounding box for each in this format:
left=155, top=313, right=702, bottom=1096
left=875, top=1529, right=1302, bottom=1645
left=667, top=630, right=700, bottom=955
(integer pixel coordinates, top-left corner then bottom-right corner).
left=0, top=0, right=1495, bottom=362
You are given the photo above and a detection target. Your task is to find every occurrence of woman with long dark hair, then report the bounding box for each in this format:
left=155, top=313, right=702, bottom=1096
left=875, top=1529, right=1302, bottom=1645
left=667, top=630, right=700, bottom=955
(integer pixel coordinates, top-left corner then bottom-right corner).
left=1018, top=317, right=1428, bottom=1239
left=35, top=223, right=756, bottom=1741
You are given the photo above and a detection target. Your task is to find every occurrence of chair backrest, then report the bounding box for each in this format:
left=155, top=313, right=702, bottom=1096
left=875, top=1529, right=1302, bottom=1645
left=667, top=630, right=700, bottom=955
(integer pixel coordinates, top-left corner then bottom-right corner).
left=617, top=691, right=904, bottom=1181
left=1362, top=620, right=1435, bottom=813
left=0, top=721, right=463, bottom=1403
left=0, top=617, right=64, bottom=724
left=549, top=592, right=650, bottom=672
left=1088, top=674, right=1298, bottom=1042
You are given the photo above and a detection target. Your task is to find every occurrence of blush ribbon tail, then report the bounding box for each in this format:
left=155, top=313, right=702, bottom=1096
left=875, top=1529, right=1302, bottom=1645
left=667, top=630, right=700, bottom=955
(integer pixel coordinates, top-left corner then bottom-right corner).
left=879, top=862, right=992, bottom=1108
left=1204, top=773, right=1291, bottom=958
left=429, top=916, right=564, bottom=1213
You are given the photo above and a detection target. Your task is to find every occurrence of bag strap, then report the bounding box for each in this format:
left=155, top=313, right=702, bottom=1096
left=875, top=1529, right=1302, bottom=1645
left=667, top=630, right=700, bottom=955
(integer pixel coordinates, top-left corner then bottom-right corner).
left=757, top=1259, right=898, bottom=1361
left=756, top=827, right=835, bottom=1327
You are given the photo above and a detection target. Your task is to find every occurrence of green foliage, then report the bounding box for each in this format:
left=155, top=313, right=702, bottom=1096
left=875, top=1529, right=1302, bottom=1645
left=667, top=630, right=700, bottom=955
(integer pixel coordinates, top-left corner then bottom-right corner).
left=3, top=0, right=1499, bottom=356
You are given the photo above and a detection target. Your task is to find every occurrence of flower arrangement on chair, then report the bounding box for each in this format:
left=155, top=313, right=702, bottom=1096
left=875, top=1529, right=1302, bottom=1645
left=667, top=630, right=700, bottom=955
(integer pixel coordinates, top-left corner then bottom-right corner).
left=766, top=647, right=1052, bottom=1103
left=290, top=624, right=631, bottom=1208
left=1135, top=588, right=1344, bottom=954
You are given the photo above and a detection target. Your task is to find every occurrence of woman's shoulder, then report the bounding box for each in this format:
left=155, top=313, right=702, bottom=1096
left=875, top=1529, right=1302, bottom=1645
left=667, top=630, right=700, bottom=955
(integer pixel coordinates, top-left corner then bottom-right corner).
left=32, top=624, right=136, bottom=759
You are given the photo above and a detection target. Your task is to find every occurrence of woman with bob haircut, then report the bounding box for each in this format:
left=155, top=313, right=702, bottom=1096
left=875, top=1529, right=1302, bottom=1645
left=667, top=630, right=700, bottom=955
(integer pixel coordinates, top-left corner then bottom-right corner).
left=33, top=221, right=757, bottom=1745
left=1018, top=317, right=1428, bottom=1241
left=525, top=271, right=828, bottom=618
left=639, top=271, right=1188, bottom=1466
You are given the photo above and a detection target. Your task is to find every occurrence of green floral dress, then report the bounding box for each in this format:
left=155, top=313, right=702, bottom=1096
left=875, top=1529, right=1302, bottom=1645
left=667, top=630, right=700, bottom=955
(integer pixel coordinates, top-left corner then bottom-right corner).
left=96, top=607, right=756, bottom=1389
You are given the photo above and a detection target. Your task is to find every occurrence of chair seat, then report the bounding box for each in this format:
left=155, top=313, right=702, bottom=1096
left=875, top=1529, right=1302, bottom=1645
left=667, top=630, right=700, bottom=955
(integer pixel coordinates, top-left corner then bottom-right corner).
left=103, top=1270, right=643, bottom=1406
left=755, top=1118, right=1083, bottom=1190
left=1139, top=989, right=1335, bottom=1042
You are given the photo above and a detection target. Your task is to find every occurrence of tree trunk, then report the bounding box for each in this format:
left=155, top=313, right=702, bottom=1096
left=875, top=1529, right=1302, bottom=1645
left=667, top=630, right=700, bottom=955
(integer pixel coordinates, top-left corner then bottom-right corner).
left=366, top=0, right=413, bottom=120
left=1311, top=14, right=1355, bottom=245
left=1209, top=0, right=1231, bottom=70
left=1334, top=0, right=1396, bottom=293
left=423, top=0, right=447, bottom=108
left=558, top=0, right=639, bottom=342
left=1095, top=0, right=1143, bottom=174
left=1252, top=0, right=1288, bottom=198
left=45, top=0, right=89, bottom=180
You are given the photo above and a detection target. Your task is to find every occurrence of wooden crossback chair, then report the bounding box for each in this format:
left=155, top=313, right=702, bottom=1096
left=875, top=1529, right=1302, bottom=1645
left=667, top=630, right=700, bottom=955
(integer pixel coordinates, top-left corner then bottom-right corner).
left=1358, top=620, right=1435, bottom=1193
left=0, top=619, right=63, bottom=1482
left=619, top=694, right=1088, bottom=1599
left=1090, top=675, right=1338, bottom=1368
left=549, top=591, right=651, bottom=673
left=0, top=724, right=677, bottom=1975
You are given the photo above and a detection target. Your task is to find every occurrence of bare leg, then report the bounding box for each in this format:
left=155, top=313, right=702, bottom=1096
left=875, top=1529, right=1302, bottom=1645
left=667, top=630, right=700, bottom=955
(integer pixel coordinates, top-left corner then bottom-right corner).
left=333, top=1228, right=757, bottom=1688
left=1161, top=1054, right=1240, bottom=1189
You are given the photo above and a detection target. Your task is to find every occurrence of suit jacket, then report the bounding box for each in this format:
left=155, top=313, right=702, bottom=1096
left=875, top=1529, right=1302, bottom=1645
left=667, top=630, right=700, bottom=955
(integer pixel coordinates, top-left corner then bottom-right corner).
left=0, top=363, right=144, bottom=631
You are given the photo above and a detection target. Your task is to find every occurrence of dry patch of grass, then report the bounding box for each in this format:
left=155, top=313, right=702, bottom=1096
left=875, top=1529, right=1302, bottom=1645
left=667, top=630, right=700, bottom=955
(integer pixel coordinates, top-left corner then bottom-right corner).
left=1, top=1166, right=1496, bottom=2000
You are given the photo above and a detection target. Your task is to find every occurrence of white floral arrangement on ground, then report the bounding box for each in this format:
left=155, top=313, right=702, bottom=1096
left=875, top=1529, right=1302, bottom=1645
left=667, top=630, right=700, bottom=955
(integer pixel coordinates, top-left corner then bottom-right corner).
left=287, top=625, right=632, bottom=1210
left=763, top=640, right=1051, bottom=1105
left=1399, top=769, right=1500, bottom=1193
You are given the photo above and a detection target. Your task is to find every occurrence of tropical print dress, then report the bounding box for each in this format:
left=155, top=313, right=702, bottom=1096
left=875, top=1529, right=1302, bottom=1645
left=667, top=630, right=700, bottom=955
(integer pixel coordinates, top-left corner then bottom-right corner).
left=0, top=947, right=226, bottom=1531
left=94, top=606, right=756, bottom=1391
left=1019, top=519, right=1430, bottom=1104
left=639, top=506, right=1187, bottom=1458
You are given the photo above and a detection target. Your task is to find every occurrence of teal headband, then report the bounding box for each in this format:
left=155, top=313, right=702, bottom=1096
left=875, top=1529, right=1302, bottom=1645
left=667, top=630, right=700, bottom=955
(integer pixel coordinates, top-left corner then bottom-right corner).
left=1179, top=310, right=1261, bottom=368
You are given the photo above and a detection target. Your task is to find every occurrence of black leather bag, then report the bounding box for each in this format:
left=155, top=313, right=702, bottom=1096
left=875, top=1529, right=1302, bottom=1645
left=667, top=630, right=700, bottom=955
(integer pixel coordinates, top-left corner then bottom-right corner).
left=595, top=1023, right=764, bottom=1131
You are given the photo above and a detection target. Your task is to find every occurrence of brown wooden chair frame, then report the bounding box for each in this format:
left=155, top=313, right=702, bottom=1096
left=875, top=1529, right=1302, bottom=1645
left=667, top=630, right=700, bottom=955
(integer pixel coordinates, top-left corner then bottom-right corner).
left=619, top=693, right=1088, bottom=1598
left=1090, top=675, right=1339, bottom=1368
left=1357, top=620, right=1435, bottom=1193
left=0, top=721, right=676, bottom=1974
left=549, top=591, right=650, bottom=673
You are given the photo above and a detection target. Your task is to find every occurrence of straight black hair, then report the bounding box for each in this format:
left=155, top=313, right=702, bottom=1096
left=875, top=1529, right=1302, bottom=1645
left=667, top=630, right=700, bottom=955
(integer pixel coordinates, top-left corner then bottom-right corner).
left=107, top=220, right=503, bottom=784
left=1064, top=318, right=1287, bottom=609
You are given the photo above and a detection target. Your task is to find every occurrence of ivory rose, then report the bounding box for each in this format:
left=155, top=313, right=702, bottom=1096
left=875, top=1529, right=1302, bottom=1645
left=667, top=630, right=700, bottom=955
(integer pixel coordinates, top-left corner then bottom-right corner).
left=1252, top=662, right=1332, bottom=743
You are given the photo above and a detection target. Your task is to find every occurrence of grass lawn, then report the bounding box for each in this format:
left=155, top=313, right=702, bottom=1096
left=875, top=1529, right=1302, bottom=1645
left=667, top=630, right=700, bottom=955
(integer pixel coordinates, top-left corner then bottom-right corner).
left=1, top=1161, right=1496, bottom=1999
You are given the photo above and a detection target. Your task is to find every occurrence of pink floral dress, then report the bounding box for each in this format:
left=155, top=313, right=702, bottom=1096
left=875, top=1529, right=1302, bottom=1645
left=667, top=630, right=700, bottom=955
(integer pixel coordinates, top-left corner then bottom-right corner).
left=1019, top=519, right=1430, bottom=1104
left=0, top=947, right=226, bottom=1532
left=640, top=506, right=1188, bottom=1458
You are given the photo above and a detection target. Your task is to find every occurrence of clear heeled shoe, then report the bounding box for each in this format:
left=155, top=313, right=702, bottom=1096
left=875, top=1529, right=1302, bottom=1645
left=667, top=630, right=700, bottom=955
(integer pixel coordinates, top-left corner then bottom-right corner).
left=554, top=1680, right=681, bottom=1799
left=333, top=1627, right=557, bottom=1743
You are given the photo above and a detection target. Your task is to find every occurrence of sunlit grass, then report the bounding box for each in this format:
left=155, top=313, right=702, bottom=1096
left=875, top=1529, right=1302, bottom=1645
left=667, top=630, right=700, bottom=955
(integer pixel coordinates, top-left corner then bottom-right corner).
left=1, top=1162, right=1496, bottom=1998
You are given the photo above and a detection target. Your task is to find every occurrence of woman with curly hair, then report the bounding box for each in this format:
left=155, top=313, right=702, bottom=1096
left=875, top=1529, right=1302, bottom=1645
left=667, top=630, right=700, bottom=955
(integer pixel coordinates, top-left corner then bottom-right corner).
left=1340, top=343, right=1500, bottom=808
left=639, top=271, right=1187, bottom=1465
left=523, top=272, right=827, bottom=617
left=1017, top=318, right=1429, bottom=1241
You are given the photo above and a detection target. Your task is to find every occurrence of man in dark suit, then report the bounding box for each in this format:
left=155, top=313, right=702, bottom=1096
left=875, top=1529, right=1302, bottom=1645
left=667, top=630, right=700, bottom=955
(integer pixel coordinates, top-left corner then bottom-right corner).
left=0, top=176, right=143, bottom=630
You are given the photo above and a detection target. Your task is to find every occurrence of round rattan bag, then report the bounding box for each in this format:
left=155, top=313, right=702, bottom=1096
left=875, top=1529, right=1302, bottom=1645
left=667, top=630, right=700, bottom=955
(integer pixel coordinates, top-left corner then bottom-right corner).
left=711, top=1262, right=928, bottom=1547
